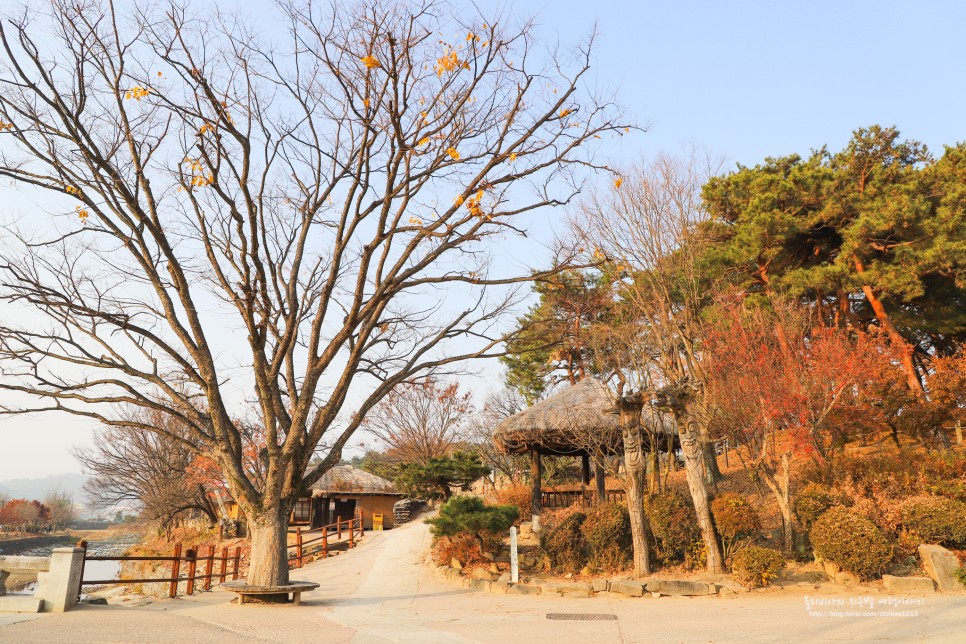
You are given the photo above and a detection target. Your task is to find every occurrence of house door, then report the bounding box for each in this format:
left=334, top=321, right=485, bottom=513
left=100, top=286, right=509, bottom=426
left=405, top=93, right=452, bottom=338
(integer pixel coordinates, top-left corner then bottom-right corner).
left=332, top=498, right=356, bottom=526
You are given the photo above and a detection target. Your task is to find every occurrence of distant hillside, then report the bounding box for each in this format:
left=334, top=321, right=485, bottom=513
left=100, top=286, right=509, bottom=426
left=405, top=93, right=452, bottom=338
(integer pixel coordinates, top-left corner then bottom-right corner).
left=0, top=472, right=88, bottom=504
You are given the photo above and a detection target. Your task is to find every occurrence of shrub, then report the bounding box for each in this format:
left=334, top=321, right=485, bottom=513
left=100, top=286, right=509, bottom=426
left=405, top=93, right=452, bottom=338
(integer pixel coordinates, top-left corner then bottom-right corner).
left=810, top=507, right=893, bottom=580
left=794, top=483, right=841, bottom=531
left=646, top=492, right=699, bottom=566
left=541, top=511, right=588, bottom=574
left=711, top=493, right=760, bottom=562
left=580, top=503, right=631, bottom=572
left=731, top=546, right=786, bottom=589
left=491, top=484, right=532, bottom=523
left=803, top=451, right=966, bottom=502
left=426, top=495, right=519, bottom=556
left=900, top=496, right=966, bottom=547
left=431, top=532, right=487, bottom=567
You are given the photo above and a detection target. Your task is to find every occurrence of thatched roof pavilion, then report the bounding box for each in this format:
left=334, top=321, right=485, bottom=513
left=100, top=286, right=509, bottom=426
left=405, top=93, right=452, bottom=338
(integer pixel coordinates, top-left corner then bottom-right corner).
left=492, top=379, right=624, bottom=521
left=492, top=379, right=679, bottom=523
left=493, top=378, right=623, bottom=456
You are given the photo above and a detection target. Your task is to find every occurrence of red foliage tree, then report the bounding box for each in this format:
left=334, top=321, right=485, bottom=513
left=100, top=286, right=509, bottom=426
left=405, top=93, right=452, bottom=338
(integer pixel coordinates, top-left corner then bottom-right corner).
left=0, top=499, right=51, bottom=533
left=704, top=297, right=902, bottom=554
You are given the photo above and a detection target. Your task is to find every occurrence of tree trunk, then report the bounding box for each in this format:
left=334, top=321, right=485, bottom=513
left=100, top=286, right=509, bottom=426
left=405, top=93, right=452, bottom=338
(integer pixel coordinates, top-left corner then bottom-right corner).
left=853, top=258, right=925, bottom=397
left=758, top=455, right=794, bottom=557
left=620, top=412, right=651, bottom=578
left=594, top=460, right=606, bottom=503
left=701, top=438, right=723, bottom=485
left=246, top=504, right=291, bottom=587
left=675, top=407, right=724, bottom=574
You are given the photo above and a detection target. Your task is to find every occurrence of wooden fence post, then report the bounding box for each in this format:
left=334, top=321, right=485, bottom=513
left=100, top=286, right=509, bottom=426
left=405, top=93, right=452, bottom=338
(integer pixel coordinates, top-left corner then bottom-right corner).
left=219, top=546, right=229, bottom=583
left=322, top=529, right=328, bottom=558
left=296, top=527, right=303, bottom=568
left=338, top=519, right=342, bottom=540
left=359, top=510, right=364, bottom=536
left=75, top=540, right=88, bottom=602
left=169, top=543, right=183, bottom=598
left=185, top=548, right=197, bottom=595
left=348, top=517, right=354, bottom=547
left=204, top=544, right=214, bottom=591
left=232, top=547, right=241, bottom=580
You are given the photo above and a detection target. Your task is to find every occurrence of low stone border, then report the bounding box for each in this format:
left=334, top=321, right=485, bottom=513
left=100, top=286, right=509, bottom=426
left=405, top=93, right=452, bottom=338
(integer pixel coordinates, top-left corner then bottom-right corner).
left=432, top=561, right=951, bottom=599
left=431, top=563, right=736, bottom=599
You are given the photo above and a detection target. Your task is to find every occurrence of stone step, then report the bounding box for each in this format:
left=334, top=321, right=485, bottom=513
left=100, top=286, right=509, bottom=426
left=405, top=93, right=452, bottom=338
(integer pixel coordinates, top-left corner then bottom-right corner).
left=0, top=595, right=44, bottom=613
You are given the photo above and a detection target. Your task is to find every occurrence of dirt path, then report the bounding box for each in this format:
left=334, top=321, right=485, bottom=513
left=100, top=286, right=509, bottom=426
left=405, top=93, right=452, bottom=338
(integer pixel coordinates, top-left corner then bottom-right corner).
left=2, top=519, right=964, bottom=643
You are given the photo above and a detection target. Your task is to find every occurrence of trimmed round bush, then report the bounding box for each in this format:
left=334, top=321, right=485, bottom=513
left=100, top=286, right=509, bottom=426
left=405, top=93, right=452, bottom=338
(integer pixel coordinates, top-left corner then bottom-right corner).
left=711, top=493, right=761, bottom=542
left=541, top=511, right=588, bottom=574
left=731, top=546, right=786, bottom=589
left=811, top=507, right=893, bottom=580
left=794, top=483, right=840, bottom=530
left=900, top=496, right=966, bottom=547
left=645, top=492, right=700, bottom=566
left=712, top=493, right=761, bottom=562
left=580, top=503, right=631, bottom=572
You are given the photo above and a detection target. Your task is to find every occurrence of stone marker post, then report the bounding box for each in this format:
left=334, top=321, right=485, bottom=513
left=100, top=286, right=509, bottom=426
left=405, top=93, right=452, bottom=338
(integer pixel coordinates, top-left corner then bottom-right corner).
left=509, top=526, right=519, bottom=584
left=35, top=547, right=85, bottom=612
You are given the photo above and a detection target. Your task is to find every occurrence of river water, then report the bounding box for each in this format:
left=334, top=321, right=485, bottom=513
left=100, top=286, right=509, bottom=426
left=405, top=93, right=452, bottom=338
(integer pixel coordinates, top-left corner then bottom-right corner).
left=7, top=538, right=137, bottom=592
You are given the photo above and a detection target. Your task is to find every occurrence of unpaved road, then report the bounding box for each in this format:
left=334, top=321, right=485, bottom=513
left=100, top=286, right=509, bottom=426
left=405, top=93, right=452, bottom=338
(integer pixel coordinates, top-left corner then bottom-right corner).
left=1, top=519, right=963, bottom=643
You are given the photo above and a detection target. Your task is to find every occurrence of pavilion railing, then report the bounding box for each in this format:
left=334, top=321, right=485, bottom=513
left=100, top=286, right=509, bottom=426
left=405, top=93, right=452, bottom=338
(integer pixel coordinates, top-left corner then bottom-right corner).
left=541, top=489, right=625, bottom=509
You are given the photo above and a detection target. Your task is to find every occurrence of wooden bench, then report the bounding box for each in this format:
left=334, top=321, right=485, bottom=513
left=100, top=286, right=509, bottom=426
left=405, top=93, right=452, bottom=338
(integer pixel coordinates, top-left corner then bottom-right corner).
left=220, top=580, right=319, bottom=605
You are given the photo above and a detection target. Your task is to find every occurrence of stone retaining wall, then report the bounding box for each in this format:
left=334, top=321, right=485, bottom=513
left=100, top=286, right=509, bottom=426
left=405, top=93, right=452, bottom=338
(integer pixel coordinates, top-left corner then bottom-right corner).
left=430, top=563, right=727, bottom=599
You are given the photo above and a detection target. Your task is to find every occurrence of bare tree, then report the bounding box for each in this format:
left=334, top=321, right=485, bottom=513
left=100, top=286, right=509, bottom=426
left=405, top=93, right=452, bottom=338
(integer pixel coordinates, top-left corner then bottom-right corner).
left=573, top=152, right=725, bottom=573
left=42, top=488, right=75, bottom=531
left=467, top=386, right=528, bottom=484
left=0, top=0, right=628, bottom=585
left=73, top=411, right=222, bottom=534
left=362, top=377, right=472, bottom=465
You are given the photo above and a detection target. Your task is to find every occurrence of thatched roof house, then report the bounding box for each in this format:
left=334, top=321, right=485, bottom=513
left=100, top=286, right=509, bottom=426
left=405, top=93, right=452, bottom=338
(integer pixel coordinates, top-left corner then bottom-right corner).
left=309, top=465, right=398, bottom=496
left=291, top=465, right=402, bottom=530
left=493, top=378, right=623, bottom=455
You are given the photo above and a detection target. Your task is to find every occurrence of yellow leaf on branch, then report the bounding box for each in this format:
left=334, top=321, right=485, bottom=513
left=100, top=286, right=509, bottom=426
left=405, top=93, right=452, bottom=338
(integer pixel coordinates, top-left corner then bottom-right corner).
left=445, top=147, right=460, bottom=160
left=362, top=55, right=381, bottom=69
left=124, top=86, right=150, bottom=101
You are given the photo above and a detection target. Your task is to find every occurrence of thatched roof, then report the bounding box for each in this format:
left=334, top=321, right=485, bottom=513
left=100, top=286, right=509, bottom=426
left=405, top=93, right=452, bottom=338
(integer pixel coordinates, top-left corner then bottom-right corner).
left=493, top=379, right=625, bottom=455
left=309, top=465, right=402, bottom=497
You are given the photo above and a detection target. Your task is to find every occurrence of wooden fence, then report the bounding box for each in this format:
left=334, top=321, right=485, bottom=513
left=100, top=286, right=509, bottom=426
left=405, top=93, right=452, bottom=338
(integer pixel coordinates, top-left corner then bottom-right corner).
left=77, top=540, right=241, bottom=599
left=76, top=511, right=365, bottom=600
left=541, top=489, right=626, bottom=509
left=287, top=511, right=364, bottom=569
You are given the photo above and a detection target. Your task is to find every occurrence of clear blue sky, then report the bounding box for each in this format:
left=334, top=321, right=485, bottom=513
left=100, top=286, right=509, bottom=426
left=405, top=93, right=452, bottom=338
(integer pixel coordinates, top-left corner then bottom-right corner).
left=2, top=0, right=965, bottom=481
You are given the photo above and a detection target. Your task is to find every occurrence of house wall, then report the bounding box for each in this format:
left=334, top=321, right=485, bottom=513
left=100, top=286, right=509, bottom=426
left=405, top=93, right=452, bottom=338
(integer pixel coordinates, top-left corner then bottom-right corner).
left=354, top=495, right=400, bottom=530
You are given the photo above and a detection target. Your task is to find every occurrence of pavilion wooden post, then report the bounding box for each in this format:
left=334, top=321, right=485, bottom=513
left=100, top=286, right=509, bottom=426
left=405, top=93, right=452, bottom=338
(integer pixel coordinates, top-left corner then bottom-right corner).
left=580, top=453, right=591, bottom=506
left=530, top=447, right=542, bottom=531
